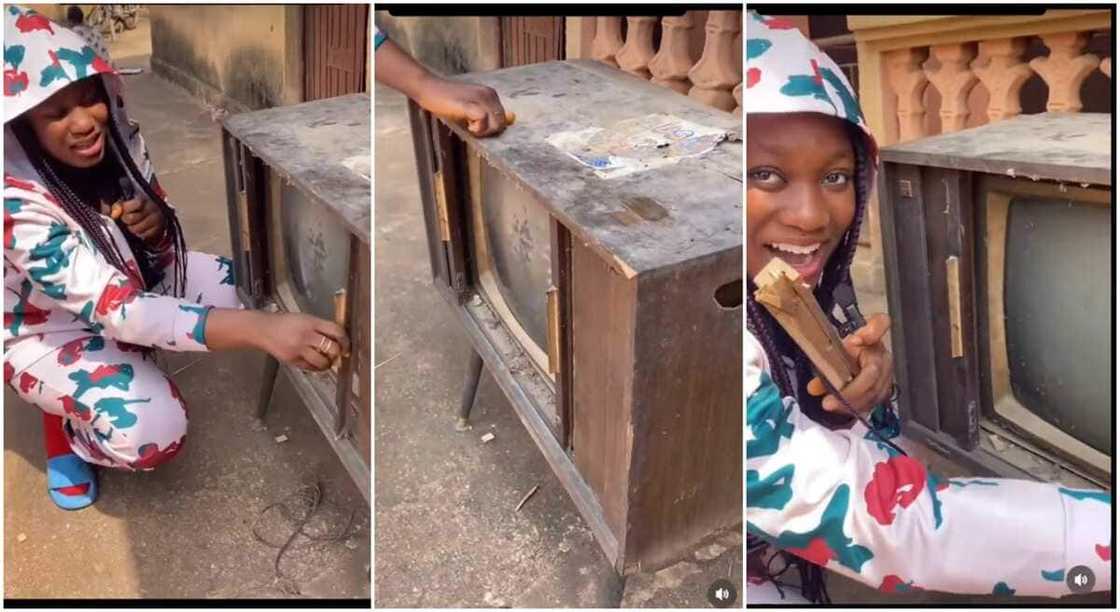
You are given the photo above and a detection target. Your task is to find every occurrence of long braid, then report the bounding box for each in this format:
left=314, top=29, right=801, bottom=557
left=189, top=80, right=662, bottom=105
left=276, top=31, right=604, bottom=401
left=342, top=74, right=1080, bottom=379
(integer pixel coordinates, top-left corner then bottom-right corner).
left=104, top=101, right=188, bottom=297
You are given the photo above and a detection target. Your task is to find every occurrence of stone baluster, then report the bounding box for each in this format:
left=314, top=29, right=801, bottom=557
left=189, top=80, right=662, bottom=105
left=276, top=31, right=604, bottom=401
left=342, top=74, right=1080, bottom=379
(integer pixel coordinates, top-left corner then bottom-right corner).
left=1101, top=57, right=1112, bottom=78
left=616, top=16, right=658, bottom=79
left=1029, top=31, right=1100, bottom=112
left=649, top=13, right=695, bottom=94
left=591, top=17, right=624, bottom=67
left=687, top=11, right=742, bottom=112
left=733, top=82, right=742, bottom=116
left=972, top=37, right=1033, bottom=122
left=885, top=47, right=930, bottom=141
left=923, top=43, right=978, bottom=133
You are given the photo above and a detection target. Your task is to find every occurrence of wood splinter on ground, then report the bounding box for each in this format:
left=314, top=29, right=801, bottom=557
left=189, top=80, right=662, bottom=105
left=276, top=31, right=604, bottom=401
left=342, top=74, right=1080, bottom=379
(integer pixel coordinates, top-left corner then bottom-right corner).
left=480, top=432, right=495, bottom=443
left=752, top=258, right=858, bottom=389
left=515, top=485, right=540, bottom=511
left=274, top=434, right=289, bottom=443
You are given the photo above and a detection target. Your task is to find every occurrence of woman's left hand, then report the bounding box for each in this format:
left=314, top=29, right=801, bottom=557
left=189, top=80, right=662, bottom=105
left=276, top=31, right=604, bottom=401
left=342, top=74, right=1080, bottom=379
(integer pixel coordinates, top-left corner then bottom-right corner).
left=108, top=196, right=166, bottom=245
left=807, top=313, right=894, bottom=416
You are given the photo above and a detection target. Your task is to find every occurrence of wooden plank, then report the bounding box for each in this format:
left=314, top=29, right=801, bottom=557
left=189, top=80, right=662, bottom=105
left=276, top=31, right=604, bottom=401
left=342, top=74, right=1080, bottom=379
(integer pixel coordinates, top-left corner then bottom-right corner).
left=570, top=238, right=635, bottom=548
left=880, top=112, right=1111, bottom=187
left=753, top=258, right=857, bottom=389
left=441, top=60, right=741, bottom=276
left=552, top=222, right=574, bottom=449
left=407, top=102, right=451, bottom=288
left=625, top=249, right=743, bottom=571
left=879, top=162, right=942, bottom=431
left=433, top=121, right=469, bottom=296
left=921, top=168, right=976, bottom=448
left=223, top=94, right=370, bottom=243
left=355, top=241, right=372, bottom=465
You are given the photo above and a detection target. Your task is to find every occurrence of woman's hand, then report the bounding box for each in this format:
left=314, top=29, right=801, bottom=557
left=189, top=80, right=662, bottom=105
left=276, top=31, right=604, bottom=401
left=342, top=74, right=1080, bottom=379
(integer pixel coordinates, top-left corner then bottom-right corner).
left=807, top=313, right=894, bottom=415
left=103, top=196, right=166, bottom=245
left=417, top=77, right=509, bottom=137
left=259, top=312, right=350, bottom=372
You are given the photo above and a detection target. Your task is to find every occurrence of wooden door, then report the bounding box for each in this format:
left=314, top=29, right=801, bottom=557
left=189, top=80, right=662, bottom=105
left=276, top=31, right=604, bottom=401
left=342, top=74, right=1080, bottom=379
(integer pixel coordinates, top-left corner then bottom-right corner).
left=500, top=17, right=564, bottom=67
left=303, top=4, right=369, bottom=101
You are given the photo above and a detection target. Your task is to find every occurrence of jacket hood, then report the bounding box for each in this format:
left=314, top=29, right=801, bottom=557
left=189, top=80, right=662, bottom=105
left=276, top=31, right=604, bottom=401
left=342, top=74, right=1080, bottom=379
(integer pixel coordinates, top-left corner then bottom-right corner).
left=3, top=5, right=117, bottom=124
left=745, top=11, right=878, bottom=162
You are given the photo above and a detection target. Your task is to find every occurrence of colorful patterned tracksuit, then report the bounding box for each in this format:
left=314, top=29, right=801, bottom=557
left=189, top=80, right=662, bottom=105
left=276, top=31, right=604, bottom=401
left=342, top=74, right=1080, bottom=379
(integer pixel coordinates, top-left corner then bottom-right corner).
left=746, top=333, right=1113, bottom=598
left=4, top=5, right=242, bottom=470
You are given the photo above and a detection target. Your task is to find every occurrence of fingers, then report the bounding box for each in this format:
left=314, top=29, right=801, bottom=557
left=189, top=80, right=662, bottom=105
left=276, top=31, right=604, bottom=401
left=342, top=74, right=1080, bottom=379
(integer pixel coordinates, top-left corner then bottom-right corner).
left=313, top=319, right=350, bottom=357
left=807, top=377, right=826, bottom=397
left=822, top=360, right=879, bottom=413
left=853, top=313, right=891, bottom=347
left=300, top=345, right=331, bottom=371
left=128, top=213, right=162, bottom=238
left=121, top=197, right=145, bottom=215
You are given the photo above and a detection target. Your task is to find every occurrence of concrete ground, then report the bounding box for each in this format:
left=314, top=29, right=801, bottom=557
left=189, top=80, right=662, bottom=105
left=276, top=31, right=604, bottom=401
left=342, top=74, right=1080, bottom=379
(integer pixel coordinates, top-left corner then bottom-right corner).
left=4, top=18, right=369, bottom=600
left=373, top=84, right=742, bottom=608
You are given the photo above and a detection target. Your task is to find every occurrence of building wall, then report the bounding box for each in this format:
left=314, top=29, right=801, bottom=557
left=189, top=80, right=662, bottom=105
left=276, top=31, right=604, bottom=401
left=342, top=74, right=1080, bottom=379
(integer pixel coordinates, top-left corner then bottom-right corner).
left=149, top=5, right=303, bottom=111
left=373, top=12, right=500, bottom=75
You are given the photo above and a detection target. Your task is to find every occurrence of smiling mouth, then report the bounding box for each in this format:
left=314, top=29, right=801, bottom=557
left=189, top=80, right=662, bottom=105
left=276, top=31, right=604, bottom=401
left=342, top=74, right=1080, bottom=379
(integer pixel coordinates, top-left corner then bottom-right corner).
left=764, top=241, right=826, bottom=283
left=71, top=132, right=103, bottom=157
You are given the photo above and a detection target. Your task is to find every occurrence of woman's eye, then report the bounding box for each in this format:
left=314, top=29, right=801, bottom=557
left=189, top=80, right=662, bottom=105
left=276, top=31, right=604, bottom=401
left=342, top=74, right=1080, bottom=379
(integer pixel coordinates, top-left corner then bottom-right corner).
left=748, top=169, right=784, bottom=187
left=823, top=171, right=851, bottom=186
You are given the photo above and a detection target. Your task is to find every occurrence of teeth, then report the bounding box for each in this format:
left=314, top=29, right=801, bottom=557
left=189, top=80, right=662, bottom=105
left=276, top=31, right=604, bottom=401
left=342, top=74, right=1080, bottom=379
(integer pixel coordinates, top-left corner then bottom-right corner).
left=768, top=242, right=820, bottom=255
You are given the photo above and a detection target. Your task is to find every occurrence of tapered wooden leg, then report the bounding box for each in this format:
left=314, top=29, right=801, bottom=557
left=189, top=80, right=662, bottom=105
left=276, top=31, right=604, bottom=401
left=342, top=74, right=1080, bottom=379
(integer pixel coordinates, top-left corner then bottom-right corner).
left=256, top=355, right=280, bottom=420
left=457, top=350, right=484, bottom=431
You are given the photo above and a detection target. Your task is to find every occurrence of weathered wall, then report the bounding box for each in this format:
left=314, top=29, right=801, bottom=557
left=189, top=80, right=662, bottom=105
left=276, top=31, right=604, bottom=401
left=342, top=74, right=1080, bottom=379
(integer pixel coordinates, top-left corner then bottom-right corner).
left=373, top=12, right=500, bottom=75
left=149, top=5, right=302, bottom=111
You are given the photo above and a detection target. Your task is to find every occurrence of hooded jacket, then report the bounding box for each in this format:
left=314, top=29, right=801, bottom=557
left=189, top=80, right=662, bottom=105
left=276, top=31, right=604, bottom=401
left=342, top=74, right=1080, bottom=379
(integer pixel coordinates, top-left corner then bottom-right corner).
left=4, top=6, right=210, bottom=379
left=744, top=12, right=1111, bottom=599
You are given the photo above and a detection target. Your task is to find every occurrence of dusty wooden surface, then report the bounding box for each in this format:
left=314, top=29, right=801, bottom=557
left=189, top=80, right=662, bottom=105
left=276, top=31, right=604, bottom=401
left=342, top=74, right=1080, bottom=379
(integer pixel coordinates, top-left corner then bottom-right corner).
left=224, top=94, right=371, bottom=242
left=447, top=60, right=742, bottom=276
left=881, top=112, right=1111, bottom=186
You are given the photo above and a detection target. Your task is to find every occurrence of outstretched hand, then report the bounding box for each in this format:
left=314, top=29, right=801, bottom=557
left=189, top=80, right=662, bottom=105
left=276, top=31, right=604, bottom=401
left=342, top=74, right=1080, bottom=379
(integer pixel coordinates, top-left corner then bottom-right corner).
left=807, top=313, right=893, bottom=416
left=418, top=78, right=510, bottom=137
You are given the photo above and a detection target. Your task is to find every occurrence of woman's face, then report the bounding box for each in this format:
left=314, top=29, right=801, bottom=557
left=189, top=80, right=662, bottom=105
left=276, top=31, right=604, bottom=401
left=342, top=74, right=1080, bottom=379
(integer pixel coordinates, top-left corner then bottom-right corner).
left=25, top=78, right=109, bottom=169
left=747, top=112, right=856, bottom=287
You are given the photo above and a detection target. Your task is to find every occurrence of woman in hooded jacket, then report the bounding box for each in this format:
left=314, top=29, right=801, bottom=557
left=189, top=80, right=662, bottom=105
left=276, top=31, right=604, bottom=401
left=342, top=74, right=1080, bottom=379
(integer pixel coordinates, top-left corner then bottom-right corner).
left=3, top=6, right=351, bottom=510
left=744, top=12, right=1111, bottom=603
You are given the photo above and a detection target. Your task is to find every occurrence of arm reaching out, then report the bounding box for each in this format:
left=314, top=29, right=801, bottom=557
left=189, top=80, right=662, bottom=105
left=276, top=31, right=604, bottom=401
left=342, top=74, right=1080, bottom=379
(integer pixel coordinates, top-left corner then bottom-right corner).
left=373, top=29, right=509, bottom=137
left=746, top=334, right=1112, bottom=597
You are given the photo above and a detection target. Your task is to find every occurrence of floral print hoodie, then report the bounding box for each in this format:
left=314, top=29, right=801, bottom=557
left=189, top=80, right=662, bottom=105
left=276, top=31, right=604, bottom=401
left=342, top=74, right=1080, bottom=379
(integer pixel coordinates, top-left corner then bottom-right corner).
left=745, top=11, right=1111, bottom=598
left=4, top=6, right=212, bottom=380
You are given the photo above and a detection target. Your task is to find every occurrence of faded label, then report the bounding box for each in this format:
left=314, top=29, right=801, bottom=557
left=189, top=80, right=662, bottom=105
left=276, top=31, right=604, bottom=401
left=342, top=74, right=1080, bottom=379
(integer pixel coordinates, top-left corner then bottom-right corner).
left=546, top=113, right=729, bottom=179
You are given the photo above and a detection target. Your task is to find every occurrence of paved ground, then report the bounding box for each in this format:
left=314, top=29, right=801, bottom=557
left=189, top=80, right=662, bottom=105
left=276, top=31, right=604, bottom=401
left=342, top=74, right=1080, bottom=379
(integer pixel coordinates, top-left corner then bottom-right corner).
left=4, top=19, right=369, bottom=600
left=373, top=83, right=742, bottom=608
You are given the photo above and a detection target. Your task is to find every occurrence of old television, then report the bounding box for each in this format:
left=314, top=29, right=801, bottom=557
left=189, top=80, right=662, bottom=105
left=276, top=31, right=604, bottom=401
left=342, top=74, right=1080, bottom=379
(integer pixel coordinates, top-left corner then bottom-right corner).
left=221, top=94, right=371, bottom=501
left=878, top=112, right=1111, bottom=490
left=409, top=60, right=743, bottom=573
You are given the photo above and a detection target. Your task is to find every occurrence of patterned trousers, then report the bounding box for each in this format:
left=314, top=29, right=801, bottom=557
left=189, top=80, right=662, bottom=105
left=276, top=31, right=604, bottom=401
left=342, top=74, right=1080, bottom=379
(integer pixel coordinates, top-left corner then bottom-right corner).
left=7, top=251, right=241, bottom=470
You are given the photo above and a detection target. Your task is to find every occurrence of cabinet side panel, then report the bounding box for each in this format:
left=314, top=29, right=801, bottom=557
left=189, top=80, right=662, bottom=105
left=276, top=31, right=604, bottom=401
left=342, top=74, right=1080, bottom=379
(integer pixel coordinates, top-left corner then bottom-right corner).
left=570, top=240, right=636, bottom=547
left=626, top=248, right=743, bottom=570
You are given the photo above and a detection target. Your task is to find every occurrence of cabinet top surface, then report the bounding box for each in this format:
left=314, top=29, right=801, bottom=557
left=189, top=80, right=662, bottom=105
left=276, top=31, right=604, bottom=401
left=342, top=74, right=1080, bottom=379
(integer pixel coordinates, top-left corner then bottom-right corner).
left=881, top=113, right=1111, bottom=187
left=224, top=94, right=371, bottom=242
left=447, top=60, right=743, bottom=275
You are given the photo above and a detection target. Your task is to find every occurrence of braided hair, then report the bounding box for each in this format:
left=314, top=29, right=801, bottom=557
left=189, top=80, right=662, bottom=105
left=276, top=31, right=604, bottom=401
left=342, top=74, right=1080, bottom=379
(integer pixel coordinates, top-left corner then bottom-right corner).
left=745, top=121, right=875, bottom=604
left=10, top=76, right=188, bottom=297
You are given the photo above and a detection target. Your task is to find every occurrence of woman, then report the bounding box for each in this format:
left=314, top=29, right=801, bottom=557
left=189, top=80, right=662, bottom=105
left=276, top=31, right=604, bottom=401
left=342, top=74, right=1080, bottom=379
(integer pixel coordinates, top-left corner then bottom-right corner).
left=744, top=12, right=1111, bottom=602
left=3, top=6, right=348, bottom=510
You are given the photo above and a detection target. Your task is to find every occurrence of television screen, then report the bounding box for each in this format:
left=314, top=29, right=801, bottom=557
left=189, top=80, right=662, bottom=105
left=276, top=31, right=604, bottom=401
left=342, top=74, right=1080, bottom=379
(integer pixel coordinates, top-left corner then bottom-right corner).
left=1002, top=197, right=1111, bottom=454
left=274, top=183, right=352, bottom=321
left=470, top=153, right=553, bottom=367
